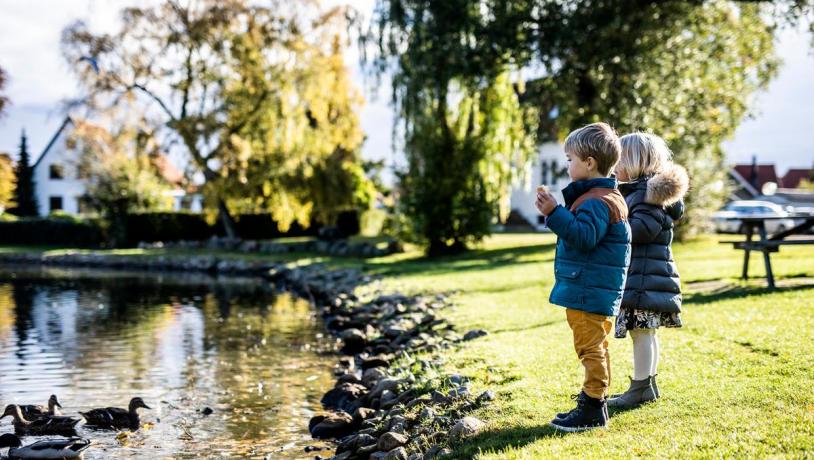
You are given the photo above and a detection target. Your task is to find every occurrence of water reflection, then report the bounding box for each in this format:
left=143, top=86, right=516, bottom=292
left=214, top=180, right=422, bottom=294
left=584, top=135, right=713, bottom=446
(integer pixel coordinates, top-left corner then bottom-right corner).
left=0, top=267, right=336, bottom=458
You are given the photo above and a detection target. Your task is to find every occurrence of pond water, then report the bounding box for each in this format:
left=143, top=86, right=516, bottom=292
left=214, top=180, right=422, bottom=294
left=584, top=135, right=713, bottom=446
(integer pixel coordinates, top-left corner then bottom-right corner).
left=0, top=266, right=337, bottom=459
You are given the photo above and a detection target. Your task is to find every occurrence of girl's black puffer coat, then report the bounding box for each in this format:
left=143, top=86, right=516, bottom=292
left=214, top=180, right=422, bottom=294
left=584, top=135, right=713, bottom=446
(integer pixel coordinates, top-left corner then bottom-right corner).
left=619, top=163, right=690, bottom=313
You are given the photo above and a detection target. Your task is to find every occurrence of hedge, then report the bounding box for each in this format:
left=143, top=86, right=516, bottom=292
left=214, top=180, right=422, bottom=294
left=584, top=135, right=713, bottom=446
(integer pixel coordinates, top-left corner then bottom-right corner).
left=0, top=210, right=360, bottom=247
left=0, top=216, right=105, bottom=247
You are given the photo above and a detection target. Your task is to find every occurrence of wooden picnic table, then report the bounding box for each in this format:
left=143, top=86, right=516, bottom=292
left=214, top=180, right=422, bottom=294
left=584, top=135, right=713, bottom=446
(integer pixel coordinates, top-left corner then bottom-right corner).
left=720, top=214, right=814, bottom=288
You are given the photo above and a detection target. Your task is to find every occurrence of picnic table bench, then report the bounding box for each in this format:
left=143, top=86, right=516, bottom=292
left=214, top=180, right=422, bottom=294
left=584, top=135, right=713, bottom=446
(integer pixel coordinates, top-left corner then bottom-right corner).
left=719, top=214, right=814, bottom=288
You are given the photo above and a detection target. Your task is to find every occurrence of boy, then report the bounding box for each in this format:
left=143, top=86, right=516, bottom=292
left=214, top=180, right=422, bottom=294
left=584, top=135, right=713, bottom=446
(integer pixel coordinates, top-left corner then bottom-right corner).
left=535, top=122, right=631, bottom=432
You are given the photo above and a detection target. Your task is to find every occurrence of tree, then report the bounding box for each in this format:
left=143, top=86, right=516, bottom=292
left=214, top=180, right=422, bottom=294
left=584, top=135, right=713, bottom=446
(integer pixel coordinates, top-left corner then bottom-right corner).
left=0, top=66, right=8, bottom=117
left=11, top=131, right=38, bottom=217
left=70, top=119, right=174, bottom=245
left=371, top=0, right=787, bottom=244
left=215, top=32, right=375, bottom=230
left=0, top=153, right=14, bottom=212
left=526, top=1, right=778, bottom=237
left=370, top=1, right=538, bottom=255
left=62, top=0, right=373, bottom=237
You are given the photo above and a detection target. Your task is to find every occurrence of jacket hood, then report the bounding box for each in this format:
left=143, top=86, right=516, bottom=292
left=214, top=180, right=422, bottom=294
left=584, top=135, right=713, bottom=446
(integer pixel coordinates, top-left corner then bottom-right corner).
left=561, top=176, right=618, bottom=208
left=645, top=162, right=689, bottom=206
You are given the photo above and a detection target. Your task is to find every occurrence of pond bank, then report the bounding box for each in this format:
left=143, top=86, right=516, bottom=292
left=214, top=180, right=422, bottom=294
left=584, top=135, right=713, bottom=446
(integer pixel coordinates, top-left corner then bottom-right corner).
left=0, top=249, right=493, bottom=460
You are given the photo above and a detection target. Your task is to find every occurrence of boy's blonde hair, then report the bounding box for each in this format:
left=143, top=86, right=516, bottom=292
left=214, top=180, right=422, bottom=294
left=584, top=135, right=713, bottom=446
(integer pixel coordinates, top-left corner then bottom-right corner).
left=564, top=122, right=621, bottom=176
left=618, top=132, right=672, bottom=180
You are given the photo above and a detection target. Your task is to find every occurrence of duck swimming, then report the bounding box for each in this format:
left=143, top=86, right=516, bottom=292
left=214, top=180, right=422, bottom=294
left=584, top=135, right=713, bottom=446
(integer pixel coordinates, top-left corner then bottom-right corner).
left=0, top=405, right=80, bottom=437
left=79, top=397, right=150, bottom=430
left=0, top=433, right=91, bottom=459
left=19, top=395, right=62, bottom=420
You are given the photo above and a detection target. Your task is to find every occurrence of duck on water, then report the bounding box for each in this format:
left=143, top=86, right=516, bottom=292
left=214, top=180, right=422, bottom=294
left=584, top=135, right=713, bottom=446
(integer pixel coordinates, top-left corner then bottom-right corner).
left=79, top=397, right=151, bottom=430
left=0, top=405, right=80, bottom=437
left=0, top=433, right=91, bottom=459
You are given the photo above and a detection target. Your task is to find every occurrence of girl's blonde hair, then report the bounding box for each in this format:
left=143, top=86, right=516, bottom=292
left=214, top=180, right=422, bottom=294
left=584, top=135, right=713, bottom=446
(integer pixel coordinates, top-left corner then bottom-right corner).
left=618, top=132, right=672, bottom=180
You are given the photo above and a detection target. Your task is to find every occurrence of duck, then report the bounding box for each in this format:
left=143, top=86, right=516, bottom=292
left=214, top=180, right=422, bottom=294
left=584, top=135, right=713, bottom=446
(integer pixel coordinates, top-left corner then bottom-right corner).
left=0, top=433, right=91, bottom=459
left=79, top=397, right=150, bottom=430
left=0, top=405, right=80, bottom=437
left=19, top=395, right=62, bottom=420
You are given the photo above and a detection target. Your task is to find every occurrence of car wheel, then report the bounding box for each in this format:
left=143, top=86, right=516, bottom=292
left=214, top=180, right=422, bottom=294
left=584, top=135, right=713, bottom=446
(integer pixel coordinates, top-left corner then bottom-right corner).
left=775, top=225, right=785, bottom=234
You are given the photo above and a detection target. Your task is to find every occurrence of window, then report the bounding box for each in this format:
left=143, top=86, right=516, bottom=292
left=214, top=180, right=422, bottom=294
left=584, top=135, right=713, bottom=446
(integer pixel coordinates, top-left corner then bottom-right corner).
left=49, top=164, right=64, bottom=180
left=49, top=196, right=63, bottom=212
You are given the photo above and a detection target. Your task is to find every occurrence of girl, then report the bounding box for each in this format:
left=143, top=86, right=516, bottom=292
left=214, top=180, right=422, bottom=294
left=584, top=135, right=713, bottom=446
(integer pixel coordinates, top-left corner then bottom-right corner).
left=609, top=133, right=689, bottom=408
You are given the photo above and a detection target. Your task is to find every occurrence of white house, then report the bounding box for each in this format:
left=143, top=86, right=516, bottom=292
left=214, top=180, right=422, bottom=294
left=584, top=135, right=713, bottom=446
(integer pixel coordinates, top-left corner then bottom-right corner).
left=32, top=116, right=203, bottom=216
left=508, top=142, right=570, bottom=230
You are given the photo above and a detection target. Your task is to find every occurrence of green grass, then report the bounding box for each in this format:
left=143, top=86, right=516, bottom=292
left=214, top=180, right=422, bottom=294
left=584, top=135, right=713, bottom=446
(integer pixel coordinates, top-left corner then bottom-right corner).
left=355, top=234, right=814, bottom=458
left=2, top=234, right=813, bottom=457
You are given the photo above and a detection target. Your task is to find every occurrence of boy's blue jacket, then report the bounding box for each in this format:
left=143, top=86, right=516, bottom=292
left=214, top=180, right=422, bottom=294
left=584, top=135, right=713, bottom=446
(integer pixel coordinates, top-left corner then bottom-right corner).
left=545, top=177, right=631, bottom=316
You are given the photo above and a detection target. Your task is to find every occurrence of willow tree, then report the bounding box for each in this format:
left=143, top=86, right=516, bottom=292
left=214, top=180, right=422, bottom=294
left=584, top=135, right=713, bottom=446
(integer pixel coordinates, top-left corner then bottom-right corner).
left=371, top=1, right=538, bottom=255
left=62, top=0, right=372, bottom=237
left=373, top=0, right=791, bottom=244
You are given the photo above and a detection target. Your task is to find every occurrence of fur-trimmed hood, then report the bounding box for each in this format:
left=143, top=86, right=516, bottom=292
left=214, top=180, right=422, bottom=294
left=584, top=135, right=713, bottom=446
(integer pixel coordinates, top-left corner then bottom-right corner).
left=644, top=162, right=689, bottom=206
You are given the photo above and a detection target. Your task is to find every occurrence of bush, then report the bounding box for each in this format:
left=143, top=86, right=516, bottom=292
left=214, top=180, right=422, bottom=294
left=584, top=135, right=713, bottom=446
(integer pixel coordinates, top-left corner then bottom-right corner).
left=335, top=210, right=360, bottom=237
left=122, top=212, right=214, bottom=245
left=224, top=214, right=321, bottom=240
left=0, top=216, right=105, bottom=246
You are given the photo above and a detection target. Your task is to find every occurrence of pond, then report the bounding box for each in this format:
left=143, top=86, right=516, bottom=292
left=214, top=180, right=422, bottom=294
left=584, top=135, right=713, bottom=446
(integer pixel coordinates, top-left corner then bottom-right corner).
left=0, top=266, right=337, bottom=459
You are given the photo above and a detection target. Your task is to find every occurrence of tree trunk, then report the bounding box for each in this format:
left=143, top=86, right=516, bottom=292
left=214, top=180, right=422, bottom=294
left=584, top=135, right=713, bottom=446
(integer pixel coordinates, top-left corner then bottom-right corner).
left=217, top=198, right=239, bottom=239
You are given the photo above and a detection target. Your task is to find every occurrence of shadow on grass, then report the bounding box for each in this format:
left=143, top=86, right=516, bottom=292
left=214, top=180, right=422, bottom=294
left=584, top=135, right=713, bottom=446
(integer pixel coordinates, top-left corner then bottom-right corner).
left=491, top=320, right=559, bottom=335
left=683, top=281, right=814, bottom=305
left=447, top=424, right=569, bottom=459
left=363, top=242, right=557, bottom=278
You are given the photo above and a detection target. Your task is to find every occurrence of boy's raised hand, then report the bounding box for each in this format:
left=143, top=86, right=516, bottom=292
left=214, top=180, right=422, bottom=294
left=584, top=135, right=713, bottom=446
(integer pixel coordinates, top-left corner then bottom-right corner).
left=535, top=187, right=558, bottom=216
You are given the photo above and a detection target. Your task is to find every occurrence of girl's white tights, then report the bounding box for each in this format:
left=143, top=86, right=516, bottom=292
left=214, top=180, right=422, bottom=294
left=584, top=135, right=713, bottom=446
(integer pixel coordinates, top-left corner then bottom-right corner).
left=630, top=328, right=659, bottom=380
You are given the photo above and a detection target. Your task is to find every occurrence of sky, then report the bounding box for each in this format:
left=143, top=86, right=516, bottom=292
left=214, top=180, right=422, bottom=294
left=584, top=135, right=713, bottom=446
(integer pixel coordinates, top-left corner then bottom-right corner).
left=0, top=1, right=812, bottom=179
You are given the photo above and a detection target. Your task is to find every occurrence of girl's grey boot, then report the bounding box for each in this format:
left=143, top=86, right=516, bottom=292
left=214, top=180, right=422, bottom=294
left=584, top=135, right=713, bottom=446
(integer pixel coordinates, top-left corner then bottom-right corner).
left=607, top=377, right=656, bottom=408
left=651, top=374, right=660, bottom=399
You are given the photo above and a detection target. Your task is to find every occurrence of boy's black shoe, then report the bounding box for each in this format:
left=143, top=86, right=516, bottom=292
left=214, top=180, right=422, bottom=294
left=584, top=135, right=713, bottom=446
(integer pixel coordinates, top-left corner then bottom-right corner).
left=550, top=391, right=608, bottom=432
left=554, top=392, right=586, bottom=421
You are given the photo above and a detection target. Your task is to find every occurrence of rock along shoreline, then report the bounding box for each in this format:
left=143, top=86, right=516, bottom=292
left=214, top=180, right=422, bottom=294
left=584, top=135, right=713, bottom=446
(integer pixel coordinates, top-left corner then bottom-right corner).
left=0, top=252, right=492, bottom=460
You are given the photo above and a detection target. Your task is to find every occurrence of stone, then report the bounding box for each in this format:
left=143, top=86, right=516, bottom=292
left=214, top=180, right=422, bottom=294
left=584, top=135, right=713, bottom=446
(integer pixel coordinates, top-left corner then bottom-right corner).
left=430, top=390, right=450, bottom=405
left=377, top=432, right=409, bottom=451
left=448, top=417, right=485, bottom=441
left=357, top=443, right=379, bottom=455
left=340, top=328, right=367, bottom=354
left=447, top=386, right=470, bottom=399
left=387, top=416, right=407, bottom=431
left=476, top=390, right=496, bottom=404
left=336, top=433, right=376, bottom=453
left=370, top=378, right=401, bottom=400
left=309, top=412, right=355, bottom=439
left=362, top=367, right=388, bottom=387
left=370, top=452, right=389, bottom=460
left=385, top=447, right=409, bottom=460
left=362, top=354, right=393, bottom=370
left=406, top=396, right=432, bottom=409
left=330, top=452, right=352, bottom=460
left=418, top=407, right=435, bottom=422
left=462, top=329, right=488, bottom=341
left=321, top=382, right=368, bottom=410
left=353, top=407, right=377, bottom=424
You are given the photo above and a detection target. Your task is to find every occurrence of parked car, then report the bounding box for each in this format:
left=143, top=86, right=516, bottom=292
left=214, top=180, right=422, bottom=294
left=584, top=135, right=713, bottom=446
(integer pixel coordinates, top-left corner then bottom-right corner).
left=712, top=200, right=798, bottom=234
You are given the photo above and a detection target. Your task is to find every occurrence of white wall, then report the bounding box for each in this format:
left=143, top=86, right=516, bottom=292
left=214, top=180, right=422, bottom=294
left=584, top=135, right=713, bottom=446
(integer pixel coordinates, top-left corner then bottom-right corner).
left=32, top=126, right=87, bottom=216
left=509, top=142, right=569, bottom=229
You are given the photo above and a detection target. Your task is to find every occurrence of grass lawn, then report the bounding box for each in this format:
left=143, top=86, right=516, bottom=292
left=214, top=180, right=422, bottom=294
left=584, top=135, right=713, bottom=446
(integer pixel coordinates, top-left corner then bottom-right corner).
left=2, top=234, right=813, bottom=457
left=355, top=234, right=814, bottom=458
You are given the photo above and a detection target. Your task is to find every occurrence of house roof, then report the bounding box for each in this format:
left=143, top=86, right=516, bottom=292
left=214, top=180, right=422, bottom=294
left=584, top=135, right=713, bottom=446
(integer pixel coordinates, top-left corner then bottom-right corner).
left=781, top=168, right=813, bottom=189
left=732, top=164, right=780, bottom=191
left=31, top=116, right=74, bottom=170
left=150, top=153, right=185, bottom=186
